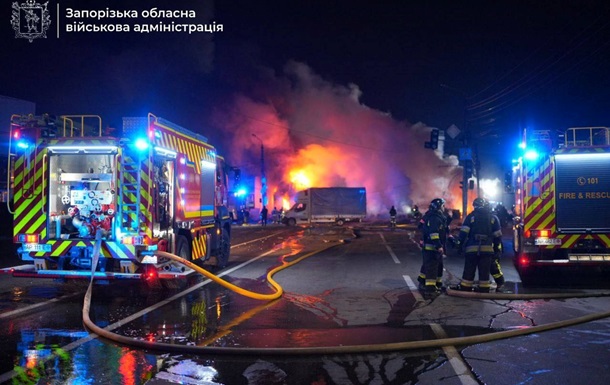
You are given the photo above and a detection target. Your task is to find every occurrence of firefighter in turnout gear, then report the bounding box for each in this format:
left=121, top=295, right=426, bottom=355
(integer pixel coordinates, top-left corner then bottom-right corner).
left=453, top=197, right=503, bottom=292
left=484, top=199, right=506, bottom=291
left=420, top=198, right=448, bottom=293
left=417, top=204, right=453, bottom=289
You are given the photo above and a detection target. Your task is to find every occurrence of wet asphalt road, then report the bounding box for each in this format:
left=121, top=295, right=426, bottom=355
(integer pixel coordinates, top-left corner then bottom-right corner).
left=0, top=223, right=610, bottom=384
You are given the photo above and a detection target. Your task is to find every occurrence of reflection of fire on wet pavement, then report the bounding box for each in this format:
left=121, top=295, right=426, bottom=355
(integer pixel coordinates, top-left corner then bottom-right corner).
left=284, top=290, right=348, bottom=326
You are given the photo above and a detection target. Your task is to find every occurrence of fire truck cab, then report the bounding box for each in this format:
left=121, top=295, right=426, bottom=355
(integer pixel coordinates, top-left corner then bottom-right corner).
left=511, top=127, right=610, bottom=283
left=7, top=113, right=232, bottom=282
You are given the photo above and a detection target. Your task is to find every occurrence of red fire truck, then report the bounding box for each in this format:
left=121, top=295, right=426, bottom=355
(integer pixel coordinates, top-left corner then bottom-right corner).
left=6, top=113, right=232, bottom=282
left=512, top=127, right=610, bottom=283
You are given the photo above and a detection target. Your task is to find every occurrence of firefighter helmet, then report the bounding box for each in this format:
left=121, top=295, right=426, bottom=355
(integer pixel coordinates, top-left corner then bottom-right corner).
left=429, top=198, right=445, bottom=211
left=473, top=197, right=488, bottom=209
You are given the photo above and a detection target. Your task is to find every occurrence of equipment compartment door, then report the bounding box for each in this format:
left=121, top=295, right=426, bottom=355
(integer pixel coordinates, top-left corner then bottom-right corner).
left=153, top=156, right=175, bottom=235
left=48, top=152, right=117, bottom=239
left=555, top=153, right=610, bottom=232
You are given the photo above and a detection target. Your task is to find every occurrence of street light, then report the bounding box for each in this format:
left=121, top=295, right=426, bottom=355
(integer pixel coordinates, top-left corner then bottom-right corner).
left=251, top=133, right=267, bottom=207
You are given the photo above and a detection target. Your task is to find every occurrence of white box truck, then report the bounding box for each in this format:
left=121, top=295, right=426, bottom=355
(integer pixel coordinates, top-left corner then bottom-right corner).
left=282, top=187, right=366, bottom=226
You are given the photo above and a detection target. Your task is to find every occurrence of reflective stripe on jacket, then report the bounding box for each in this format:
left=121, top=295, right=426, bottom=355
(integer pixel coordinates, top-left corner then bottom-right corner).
left=459, top=209, right=502, bottom=254
left=422, top=209, right=447, bottom=251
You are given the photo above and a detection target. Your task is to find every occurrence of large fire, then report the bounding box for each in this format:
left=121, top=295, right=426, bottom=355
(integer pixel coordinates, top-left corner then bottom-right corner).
left=217, top=61, right=468, bottom=217
left=289, top=170, right=311, bottom=190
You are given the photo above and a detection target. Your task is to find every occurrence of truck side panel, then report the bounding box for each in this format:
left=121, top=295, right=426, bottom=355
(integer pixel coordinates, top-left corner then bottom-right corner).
left=310, top=187, right=367, bottom=217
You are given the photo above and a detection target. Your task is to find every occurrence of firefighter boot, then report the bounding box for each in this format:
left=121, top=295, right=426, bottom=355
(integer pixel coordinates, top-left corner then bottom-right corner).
left=422, top=278, right=441, bottom=296
left=474, top=281, right=491, bottom=293
left=449, top=284, right=472, bottom=292
left=436, top=277, right=444, bottom=290
left=494, top=275, right=505, bottom=292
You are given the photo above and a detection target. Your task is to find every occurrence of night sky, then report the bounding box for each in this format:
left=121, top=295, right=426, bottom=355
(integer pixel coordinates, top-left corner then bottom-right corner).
left=3, top=0, right=610, bottom=211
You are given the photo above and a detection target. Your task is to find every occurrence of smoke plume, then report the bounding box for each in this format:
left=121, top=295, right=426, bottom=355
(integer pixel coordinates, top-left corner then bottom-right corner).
left=215, top=61, right=462, bottom=217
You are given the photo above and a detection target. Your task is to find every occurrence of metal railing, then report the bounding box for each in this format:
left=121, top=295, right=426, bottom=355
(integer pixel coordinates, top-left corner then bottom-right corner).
left=564, top=127, right=610, bottom=147
left=60, top=115, right=103, bottom=137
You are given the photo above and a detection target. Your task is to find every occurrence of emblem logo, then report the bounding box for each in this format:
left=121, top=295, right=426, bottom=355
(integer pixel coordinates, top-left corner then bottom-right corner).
left=11, top=0, right=51, bottom=43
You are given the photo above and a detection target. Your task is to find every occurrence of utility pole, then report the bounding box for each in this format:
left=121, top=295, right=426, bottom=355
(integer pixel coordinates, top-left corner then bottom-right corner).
left=251, top=134, right=267, bottom=207
left=459, top=147, right=473, bottom=219
left=440, top=83, right=474, bottom=219
left=474, top=142, right=481, bottom=197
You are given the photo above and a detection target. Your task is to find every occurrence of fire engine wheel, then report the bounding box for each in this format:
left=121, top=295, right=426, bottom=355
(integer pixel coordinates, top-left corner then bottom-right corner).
left=336, top=218, right=345, bottom=226
left=216, top=230, right=231, bottom=268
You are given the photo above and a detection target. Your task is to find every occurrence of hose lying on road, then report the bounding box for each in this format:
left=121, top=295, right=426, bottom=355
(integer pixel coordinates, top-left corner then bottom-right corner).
left=446, top=287, right=610, bottom=300
left=82, top=230, right=610, bottom=355
left=154, top=242, right=340, bottom=301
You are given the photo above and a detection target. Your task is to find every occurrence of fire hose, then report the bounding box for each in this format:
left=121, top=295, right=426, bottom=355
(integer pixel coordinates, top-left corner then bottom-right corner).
left=82, top=230, right=610, bottom=355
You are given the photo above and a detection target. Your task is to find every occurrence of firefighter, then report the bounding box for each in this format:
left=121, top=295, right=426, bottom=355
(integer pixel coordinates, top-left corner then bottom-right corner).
left=493, top=203, right=512, bottom=228
left=411, top=204, right=422, bottom=221
left=484, top=199, right=506, bottom=291
left=261, top=205, right=268, bottom=226
left=417, top=200, right=450, bottom=290
left=272, top=207, right=279, bottom=224
left=419, top=198, right=448, bottom=294
left=452, top=197, right=503, bottom=292
left=389, top=205, right=397, bottom=228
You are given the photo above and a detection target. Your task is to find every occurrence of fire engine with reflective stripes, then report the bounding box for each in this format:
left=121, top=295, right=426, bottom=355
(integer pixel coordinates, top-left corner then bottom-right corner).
left=512, top=127, right=610, bottom=283
left=6, top=113, right=232, bottom=283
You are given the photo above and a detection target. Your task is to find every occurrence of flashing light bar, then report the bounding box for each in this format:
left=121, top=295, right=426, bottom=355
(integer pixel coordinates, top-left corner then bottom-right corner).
left=524, top=150, right=539, bottom=160
left=135, top=138, right=150, bottom=151
left=12, top=129, right=33, bottom=149
left=47, top=145, right=118, bottom=154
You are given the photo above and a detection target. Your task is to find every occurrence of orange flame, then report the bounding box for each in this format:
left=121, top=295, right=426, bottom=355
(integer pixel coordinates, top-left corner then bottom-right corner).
left=288, top=169, right=312, bottom=191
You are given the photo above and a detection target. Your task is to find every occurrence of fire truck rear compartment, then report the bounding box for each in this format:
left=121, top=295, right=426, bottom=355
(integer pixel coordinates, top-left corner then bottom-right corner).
left=514, top=127, right=610, bottom=284
left=9, top=114, right=232, bottom=282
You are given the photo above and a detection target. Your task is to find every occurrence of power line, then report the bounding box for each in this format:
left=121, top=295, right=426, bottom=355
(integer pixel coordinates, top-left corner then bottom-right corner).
left=466, top=9, right=610, bottom=121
